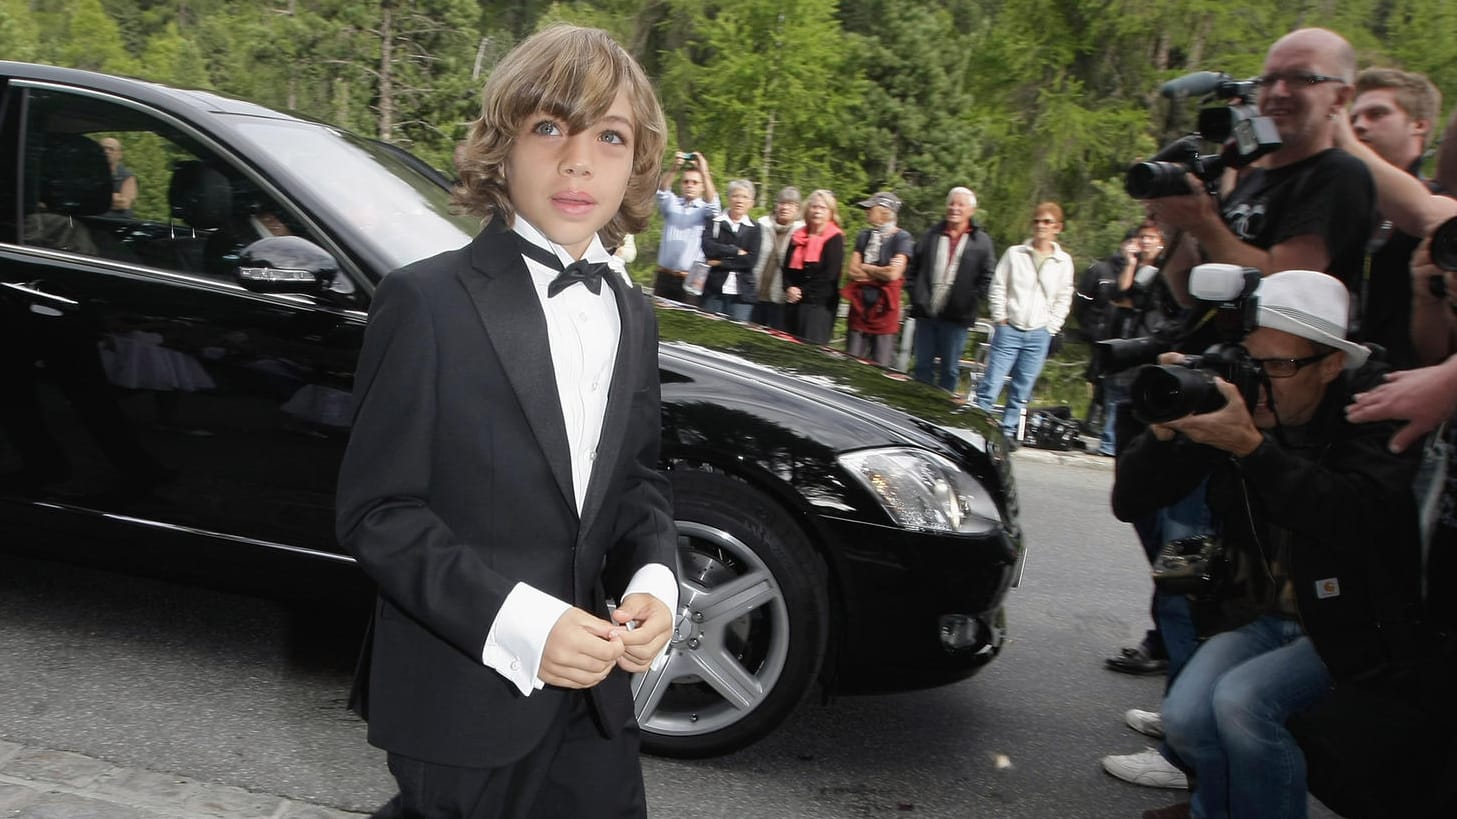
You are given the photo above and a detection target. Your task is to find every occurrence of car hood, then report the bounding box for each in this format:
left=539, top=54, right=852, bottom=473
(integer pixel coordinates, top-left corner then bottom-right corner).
left=654, top=302, right=1004, bottom=462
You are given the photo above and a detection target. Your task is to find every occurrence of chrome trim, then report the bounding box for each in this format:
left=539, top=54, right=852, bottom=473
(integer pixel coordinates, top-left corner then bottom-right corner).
left=0, top=245, right=367, bottom=320
left=21, top=498, right=355, bottom=564
left=100, top=511, right=355, bottom=563
left=1, top=280, right=78, bottom=304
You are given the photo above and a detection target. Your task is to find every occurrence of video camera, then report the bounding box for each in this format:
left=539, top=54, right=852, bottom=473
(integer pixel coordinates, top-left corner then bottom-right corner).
left=1093, top=264, right=1265, bottom=424
left=1125, top=71, right=1282, bottom=200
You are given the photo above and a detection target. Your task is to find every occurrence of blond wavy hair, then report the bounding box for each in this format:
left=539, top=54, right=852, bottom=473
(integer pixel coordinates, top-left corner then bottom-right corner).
left=451, top=25, right=667, bottom=247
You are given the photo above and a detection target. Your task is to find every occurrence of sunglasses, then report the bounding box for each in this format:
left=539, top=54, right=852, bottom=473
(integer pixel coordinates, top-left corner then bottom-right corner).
left=1031, top=218, right=1058, bottom=225
left=1250, top=350, right=1334, bottom=378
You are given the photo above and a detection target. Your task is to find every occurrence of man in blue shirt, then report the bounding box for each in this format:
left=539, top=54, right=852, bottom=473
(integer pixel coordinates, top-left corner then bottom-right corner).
left=654, top=152, right=719, bottom=303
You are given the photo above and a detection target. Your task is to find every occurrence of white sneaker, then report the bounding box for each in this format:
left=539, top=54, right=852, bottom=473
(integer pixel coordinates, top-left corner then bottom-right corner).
left=1101, top=747, right=1189, bottom=789
left=1124, top=708, right=1164, bottom=739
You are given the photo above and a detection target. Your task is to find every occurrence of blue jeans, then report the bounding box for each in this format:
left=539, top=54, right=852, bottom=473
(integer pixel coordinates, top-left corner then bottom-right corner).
left=1153, top=482, right=1211, bottom=681
left=1162, top=617, right=1333, bottom=819
left=700, top=294, right=753, bottom=322
left=974, top=324, right=1051, bottom=438
left=1099, top=377, right=1131, bottom=456
left=913, top=319, right=970, bottom=392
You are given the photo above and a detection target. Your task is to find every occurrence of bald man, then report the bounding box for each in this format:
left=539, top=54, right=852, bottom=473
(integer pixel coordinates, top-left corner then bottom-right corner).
left=1150, top=28, right=1374, bottom=313
left=100, top=137, right=137, bottom=217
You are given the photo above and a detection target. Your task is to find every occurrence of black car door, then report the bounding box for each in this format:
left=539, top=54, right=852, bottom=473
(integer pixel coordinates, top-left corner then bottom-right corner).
left=0, top=82, right=364, bottom=561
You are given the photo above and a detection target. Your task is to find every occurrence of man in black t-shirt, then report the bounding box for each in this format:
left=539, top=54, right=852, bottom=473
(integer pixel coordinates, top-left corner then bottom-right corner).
left=1152, top=28, right=1374, bottom=312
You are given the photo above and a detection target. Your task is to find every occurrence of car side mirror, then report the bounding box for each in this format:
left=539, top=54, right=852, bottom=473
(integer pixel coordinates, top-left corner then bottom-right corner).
left=235, top=236, right=339, bottom=295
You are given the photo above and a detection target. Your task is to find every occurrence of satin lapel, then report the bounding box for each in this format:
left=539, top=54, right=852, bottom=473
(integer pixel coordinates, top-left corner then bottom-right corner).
left=457, top=227, right=576, bottom=516
left=577, top=271, right=641, bottom=539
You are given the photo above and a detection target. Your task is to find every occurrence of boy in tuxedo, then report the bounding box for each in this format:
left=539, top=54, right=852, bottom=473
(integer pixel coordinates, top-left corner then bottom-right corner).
left=336, top=25, right=678, bottom=819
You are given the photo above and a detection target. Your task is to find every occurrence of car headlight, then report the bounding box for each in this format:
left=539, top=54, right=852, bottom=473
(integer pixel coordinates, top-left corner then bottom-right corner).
left=839, top=447, right=1002, bottom=535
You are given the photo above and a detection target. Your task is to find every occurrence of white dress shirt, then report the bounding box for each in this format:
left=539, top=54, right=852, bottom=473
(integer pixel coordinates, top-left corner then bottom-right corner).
left=481, top=217, right=679, bottom=696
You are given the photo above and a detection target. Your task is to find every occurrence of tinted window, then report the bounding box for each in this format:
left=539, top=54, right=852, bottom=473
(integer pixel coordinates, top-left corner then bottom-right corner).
left=18, top=88, right=331, bottom=285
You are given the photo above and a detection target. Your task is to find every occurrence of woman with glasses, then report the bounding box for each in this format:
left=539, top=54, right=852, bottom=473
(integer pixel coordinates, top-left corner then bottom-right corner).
left=972, top=202, right=1075, bottom=447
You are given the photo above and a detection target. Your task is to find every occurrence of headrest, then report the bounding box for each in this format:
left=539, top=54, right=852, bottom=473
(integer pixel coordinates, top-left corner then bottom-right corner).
left=169, top=161, right=233, bottom=229
left=36, top=134, right=112, bottom=216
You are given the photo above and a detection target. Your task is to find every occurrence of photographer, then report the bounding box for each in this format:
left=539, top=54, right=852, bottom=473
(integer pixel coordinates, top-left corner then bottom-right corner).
left=1084, top=222, right=1170, bottom=458
left=1152, top=28, right=1373, bottom=307
left=655, top=151, right=719, bottom=303
left=1116, top=270, right=1425, bottom=819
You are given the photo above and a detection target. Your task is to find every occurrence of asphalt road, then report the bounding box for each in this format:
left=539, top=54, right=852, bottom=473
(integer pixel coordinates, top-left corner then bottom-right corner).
left=0, top=454, right=1338, bottom=818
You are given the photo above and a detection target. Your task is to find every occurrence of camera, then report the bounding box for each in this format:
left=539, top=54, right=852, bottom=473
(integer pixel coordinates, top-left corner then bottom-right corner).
left=1124, top=71, right=1281, bottom=199
left=1093, top=263, right=1261, bottom=375
left=1130, top=342, right=1263, bottom=424
left=1122, top=263, right=1264, bottom=424
left=1431, top=214, right=1457, bottom=272
left=677, top=151, right=698, bottom=162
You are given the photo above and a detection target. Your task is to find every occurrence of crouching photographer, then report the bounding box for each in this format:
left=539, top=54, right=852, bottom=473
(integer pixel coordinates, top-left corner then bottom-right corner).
left=1113, top=268, right=1427, bottom=819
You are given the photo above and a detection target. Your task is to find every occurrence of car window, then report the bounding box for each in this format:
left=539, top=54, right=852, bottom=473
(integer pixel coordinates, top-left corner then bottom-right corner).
left=230, top=118, right=477, bottom=271
left=18, top=88, right=341, bottom=290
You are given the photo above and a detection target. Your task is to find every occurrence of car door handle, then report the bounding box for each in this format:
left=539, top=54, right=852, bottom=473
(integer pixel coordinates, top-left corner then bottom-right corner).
left=1, top=281, right=79, bottom=314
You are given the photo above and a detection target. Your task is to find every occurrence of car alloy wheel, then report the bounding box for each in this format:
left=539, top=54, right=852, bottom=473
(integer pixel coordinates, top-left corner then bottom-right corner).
left=634, top=470, right=828, bottom=758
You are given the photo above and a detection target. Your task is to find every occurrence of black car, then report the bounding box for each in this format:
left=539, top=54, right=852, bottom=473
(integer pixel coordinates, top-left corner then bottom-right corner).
left=0, top=61, right=1024, bottom=758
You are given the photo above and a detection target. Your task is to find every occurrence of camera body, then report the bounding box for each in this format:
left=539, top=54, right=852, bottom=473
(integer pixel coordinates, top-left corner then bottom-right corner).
left=677, top=151, right=698, bottom=163
left=1091, top=263, right=1264, bottom=423
left=1125, top=72, right=1281, bottom=200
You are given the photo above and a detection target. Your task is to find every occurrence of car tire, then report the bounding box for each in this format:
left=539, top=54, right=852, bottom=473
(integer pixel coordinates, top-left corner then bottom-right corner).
left=634, top=470, right=829, bottom=758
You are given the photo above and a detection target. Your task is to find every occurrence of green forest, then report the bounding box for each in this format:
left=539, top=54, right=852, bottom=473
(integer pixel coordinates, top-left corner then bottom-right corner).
left=3, top=0, right=1455, bottom=261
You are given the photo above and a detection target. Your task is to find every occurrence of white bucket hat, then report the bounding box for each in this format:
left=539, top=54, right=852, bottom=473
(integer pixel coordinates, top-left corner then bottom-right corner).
left=1255, top=270, right=1369, bottom=369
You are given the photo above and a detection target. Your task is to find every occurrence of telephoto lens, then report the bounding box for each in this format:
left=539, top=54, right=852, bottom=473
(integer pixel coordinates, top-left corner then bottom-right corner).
left=1130, top=364, right=1228, bottom=424
left=1125, top=162, right=1195, bottom=199
left=1430, top=215, right=1457, bottom=272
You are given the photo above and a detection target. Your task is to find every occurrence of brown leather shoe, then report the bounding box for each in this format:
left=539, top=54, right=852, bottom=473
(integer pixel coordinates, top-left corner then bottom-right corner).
left=1141, top=803, right=1191, bottom=819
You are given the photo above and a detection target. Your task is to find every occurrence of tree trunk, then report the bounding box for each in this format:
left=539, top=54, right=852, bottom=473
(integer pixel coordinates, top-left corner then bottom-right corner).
left=760, top=111, right=776, bottom=211
left=377, top=1, right=394, bottom=142
left=472, top=35, right=489, bottom=80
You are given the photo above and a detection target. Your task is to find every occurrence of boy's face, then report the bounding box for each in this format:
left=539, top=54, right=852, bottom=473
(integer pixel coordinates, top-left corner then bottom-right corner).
left=1351, top=88, right=1424, bottom=166
left=505, top=89, right=635, bottom=258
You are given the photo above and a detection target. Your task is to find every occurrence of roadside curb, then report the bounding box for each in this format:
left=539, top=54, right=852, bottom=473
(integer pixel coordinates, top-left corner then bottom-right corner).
left=0, top=741, right=366, bottom=819
left=1012, top=439, right=1116, bottom=471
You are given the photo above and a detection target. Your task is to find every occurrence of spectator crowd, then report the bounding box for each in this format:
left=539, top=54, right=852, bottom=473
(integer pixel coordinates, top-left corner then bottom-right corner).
left=651, top=153, right=1075, bottom=446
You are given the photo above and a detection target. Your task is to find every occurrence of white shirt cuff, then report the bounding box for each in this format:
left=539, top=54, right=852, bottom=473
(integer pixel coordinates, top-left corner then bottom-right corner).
left=482, top=583, right=571, bottom=697
left=622, top=563, right=679, bottom=621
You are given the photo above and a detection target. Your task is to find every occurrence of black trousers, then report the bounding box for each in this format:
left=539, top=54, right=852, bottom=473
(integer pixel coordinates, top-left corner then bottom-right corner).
left=372, top=692, right=646, bottom=819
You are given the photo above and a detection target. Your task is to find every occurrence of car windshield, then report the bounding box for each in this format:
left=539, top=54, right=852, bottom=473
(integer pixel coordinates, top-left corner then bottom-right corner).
left=230, top=117, right=479, bottom=271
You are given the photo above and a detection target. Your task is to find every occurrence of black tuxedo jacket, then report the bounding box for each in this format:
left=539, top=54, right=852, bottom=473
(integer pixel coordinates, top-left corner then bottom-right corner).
left=336, top=222, right=676, bottom=768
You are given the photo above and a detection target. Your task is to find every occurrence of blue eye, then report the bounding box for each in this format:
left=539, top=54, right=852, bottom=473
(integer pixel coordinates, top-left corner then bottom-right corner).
left=600, top=130, right=627, bottom=145
left=532, top=119, right=562, bottom=136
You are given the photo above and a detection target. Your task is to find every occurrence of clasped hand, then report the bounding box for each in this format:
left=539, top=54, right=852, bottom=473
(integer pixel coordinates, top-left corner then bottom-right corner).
left=538, top=594, right=673, bottom=689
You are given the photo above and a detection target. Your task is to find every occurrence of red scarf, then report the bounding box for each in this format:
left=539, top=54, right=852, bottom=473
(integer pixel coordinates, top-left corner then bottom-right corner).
left=787, top=222, right=843, bottom=269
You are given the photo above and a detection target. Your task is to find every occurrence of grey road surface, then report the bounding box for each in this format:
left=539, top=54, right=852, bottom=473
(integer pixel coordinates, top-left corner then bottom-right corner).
left=0, top=454, right=1337, bottom=817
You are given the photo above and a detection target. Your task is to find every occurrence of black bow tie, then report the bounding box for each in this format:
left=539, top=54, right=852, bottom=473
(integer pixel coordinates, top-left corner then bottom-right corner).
left=514, top=233, right=607, bottom=298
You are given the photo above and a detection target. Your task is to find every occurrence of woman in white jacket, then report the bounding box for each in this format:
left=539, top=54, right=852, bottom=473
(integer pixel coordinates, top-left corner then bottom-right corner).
left=973, top=201, right=1075, bottom=447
